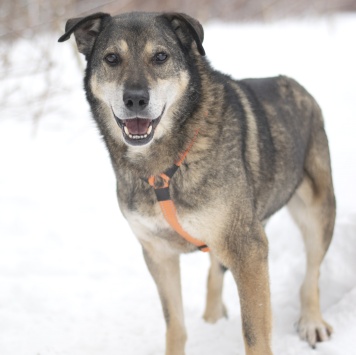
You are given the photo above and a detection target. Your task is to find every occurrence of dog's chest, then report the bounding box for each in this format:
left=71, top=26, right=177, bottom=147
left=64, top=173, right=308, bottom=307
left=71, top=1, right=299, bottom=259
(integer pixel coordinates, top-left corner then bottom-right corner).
left=116, top=160, right=229, bottom=252
left=121, top=191, right=226, bottom=252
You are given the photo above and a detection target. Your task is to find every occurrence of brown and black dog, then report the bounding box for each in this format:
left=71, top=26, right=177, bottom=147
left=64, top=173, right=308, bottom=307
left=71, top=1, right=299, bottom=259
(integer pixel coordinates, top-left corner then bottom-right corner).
left=59, top=12, right=335, bottom=355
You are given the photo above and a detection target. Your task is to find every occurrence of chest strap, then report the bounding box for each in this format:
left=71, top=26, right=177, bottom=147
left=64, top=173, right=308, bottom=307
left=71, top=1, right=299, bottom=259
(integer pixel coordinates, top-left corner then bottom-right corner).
left=147, top=132, right=210, bottom=252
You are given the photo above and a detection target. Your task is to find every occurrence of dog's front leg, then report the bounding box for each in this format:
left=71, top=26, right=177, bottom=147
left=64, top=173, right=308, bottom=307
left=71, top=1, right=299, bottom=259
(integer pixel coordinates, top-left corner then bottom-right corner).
left=141, top=241, right=186, bottom=355
left=215, top=222, right=273, bottom=355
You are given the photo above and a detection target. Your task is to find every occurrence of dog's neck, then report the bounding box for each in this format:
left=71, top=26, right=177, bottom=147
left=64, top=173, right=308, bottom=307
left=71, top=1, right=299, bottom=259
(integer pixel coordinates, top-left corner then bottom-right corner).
left=123, top=122, right=202, bottom=175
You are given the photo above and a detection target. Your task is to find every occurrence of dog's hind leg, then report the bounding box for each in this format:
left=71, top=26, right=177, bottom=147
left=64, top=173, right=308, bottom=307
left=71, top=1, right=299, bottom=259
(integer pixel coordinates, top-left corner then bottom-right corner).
left=203, top=253, right=228, bottom=323
left=287, top=128, right=335, bottom=348
left=141, top=241, right=187, bottom=355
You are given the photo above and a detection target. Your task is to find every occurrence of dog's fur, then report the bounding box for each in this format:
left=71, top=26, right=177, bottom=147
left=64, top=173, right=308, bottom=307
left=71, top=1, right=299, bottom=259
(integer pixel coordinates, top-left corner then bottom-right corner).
left=59, top=12, right=336, bottom=355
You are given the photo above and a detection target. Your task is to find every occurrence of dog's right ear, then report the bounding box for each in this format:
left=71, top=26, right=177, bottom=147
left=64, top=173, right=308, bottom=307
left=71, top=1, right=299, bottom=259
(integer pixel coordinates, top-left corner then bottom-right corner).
left=58, top=12, right=111, bottom=58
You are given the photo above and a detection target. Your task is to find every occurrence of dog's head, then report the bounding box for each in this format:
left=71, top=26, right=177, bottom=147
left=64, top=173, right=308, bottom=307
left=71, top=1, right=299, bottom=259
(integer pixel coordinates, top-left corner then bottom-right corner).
left=59, top=12, right=205, bottom=148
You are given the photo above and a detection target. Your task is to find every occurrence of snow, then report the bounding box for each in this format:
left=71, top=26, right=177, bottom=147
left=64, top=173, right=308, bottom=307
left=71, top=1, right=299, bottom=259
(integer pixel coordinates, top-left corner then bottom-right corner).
left=1, top=14, right=356, bottom=355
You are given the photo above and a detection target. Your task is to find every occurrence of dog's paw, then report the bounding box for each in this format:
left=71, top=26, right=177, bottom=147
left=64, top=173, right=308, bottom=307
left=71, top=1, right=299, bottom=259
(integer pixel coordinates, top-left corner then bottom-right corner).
left=203, top=303, right=228, bottom=324
left=296, top=316, right=333, bottom=348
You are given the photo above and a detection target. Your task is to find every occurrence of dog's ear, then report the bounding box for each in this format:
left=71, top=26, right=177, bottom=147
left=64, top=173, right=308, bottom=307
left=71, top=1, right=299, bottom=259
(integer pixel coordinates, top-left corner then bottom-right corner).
left=163, top=13, right=205, bottom=56
left=58, top=12, right=111, bottom=58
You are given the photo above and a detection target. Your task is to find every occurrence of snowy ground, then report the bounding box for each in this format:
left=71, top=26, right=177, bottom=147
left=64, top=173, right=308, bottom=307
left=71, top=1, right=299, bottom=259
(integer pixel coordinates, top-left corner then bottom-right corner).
left=1, top=14, right=356, bottom=355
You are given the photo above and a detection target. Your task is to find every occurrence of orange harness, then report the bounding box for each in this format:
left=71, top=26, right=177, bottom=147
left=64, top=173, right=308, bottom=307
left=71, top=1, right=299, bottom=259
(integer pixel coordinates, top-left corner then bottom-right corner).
left=147, top=132, right=210, bottom=252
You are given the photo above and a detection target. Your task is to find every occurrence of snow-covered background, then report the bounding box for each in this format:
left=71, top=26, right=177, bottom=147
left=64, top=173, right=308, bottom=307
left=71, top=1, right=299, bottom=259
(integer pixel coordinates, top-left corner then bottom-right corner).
left=0, top=14, right=356, bottom=355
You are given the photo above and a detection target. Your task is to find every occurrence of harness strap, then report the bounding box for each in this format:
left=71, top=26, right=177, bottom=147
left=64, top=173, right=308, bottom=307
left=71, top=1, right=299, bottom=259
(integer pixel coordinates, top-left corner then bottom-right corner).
left=148, top=131, right=210, bottom=252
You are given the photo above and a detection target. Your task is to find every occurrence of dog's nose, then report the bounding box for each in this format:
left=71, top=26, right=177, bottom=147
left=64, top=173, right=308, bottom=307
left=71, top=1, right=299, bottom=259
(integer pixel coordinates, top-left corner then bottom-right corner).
left=123, top=88, right=149, bottom=112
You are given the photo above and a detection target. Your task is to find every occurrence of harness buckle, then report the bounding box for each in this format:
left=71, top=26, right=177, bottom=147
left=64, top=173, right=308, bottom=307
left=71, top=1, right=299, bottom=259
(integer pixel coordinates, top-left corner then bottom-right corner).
left=148, top=173, right=170, bottom=189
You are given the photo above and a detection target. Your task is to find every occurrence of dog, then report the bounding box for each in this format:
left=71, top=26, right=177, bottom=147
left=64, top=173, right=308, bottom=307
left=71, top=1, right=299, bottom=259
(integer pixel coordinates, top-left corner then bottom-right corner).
left=59, top=11, right=336, bottom=355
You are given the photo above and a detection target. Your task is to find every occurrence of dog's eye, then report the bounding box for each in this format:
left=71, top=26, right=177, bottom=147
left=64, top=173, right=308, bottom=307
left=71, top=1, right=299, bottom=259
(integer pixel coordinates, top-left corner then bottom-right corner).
left=154, top=52, right=168, bottom=64
left=105, top=53, right=120, bottom=65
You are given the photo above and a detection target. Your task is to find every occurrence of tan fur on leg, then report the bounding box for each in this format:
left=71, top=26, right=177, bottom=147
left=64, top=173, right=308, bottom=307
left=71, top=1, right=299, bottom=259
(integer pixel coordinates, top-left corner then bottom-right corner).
left=214, top=223, right=273, bottom=355
left=141, top=241, right=187, bottom=355
left=288, top=173, right=335, bottom=348
left=203, top=253, right=227, bottom=323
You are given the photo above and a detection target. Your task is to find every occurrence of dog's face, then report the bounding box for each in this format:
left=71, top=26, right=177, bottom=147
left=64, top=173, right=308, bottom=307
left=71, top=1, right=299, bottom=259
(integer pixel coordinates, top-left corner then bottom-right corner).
left=59, top=12, right=205, bottom=148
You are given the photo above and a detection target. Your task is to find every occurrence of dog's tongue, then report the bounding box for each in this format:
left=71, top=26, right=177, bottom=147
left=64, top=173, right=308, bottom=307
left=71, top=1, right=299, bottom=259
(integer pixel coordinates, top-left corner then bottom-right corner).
left=125, top=118, right=151, bottom=135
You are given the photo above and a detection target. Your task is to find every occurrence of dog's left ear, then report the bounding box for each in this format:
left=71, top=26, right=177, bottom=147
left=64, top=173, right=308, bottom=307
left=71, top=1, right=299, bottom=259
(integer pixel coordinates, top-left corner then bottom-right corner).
left=58, top=12, right=111, bottom=58
left=162, top=13, right=205, bottom=56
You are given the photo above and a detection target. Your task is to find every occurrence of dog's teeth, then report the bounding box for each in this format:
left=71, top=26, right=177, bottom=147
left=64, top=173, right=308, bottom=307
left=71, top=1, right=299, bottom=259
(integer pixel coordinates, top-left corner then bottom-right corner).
left=127, top=133, right=148, bottom=140
left=126, top=126, right=152, bottom=140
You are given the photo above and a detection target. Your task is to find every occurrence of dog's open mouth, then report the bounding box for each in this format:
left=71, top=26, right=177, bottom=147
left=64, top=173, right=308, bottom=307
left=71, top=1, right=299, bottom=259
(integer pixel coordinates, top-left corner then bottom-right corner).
left=113, top=108, right=164, bottom=146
